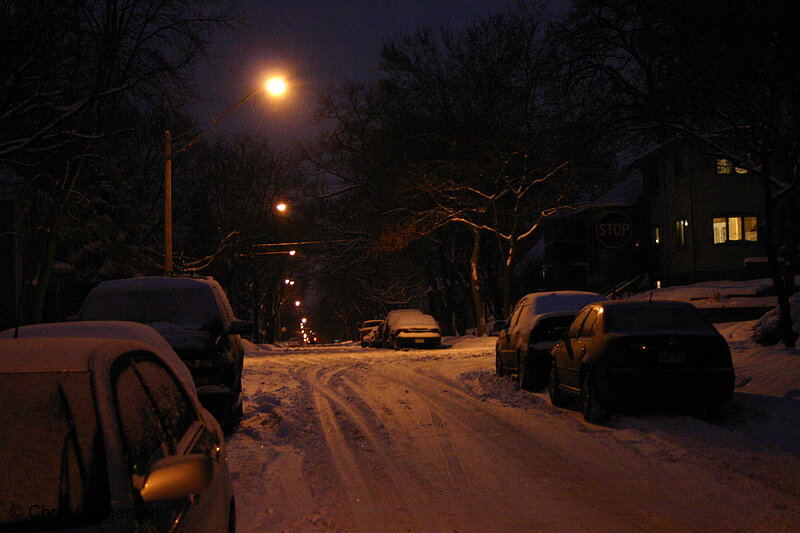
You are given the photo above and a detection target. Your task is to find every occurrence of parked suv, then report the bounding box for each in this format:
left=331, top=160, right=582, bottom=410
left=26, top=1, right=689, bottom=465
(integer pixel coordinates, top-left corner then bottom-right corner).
left=78, top=276, right=251, bottom=434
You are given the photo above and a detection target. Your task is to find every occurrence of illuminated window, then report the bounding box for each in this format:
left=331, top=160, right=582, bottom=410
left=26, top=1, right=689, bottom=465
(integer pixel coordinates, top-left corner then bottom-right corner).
left=653, top=226, right=662, bottom=245
left=675, top=219, right=688, bottom=247
left=712, top=216, right=758, bottom=244
left=744, top=217, right=758, bottom=241
left=716, top=158, right=748, bottom=174
left=728, top=216, right=742, bottom=241
left=713, top=218, right=727, bottom=244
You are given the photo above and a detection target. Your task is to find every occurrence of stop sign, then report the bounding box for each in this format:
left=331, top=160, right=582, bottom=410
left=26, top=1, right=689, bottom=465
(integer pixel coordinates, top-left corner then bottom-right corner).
left=596, top=212, right=633, bottom=248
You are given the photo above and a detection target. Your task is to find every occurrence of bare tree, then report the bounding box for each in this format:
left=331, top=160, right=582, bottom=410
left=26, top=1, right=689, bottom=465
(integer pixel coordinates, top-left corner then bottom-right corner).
left=1, top=0, right=236, bottom=322
left=560, top=0, right=800, bottom=346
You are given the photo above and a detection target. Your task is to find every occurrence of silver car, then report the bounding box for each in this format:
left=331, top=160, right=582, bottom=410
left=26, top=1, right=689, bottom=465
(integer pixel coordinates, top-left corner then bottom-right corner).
left=0, top=321, right=235, bottom=532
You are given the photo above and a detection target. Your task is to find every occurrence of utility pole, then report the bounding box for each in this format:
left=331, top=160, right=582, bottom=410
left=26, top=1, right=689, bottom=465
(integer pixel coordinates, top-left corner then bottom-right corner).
left=164, top=130, right=173, bottom=272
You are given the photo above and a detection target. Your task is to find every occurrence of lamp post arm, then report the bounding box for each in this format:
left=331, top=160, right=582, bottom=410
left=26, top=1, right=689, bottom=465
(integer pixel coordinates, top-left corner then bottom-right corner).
left=176, top=86, right=263, bottom=155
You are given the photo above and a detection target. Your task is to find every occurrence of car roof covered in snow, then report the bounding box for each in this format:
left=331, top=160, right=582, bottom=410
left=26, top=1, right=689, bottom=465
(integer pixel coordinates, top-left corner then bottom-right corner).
left=0, top=336, right=159, bottom=373
left=393, top=313, right=439, bottom=329
left=1, top=321, right=174, bottom=352
left=88, top=275, right=217, bottom=291
left=516, top=291, right=605, bottom=315
left=0, top=321, right=195, bottom=390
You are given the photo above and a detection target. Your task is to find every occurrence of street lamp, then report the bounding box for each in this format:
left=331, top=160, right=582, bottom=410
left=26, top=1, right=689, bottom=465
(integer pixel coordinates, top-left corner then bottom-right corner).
left=164, top=75, right=288, bottom=272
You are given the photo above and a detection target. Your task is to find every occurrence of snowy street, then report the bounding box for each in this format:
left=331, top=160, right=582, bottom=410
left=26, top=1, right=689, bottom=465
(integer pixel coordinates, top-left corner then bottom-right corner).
left=229, top=328, right=800, bottom=532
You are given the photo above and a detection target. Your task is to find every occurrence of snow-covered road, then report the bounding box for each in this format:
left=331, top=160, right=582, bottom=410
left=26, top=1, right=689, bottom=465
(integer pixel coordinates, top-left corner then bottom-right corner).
left=228, top=333, right=800, bottom=532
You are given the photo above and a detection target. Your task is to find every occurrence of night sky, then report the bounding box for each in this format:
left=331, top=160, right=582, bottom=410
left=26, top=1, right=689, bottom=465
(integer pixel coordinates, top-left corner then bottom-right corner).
left=191, top=0, right=565, bottom=144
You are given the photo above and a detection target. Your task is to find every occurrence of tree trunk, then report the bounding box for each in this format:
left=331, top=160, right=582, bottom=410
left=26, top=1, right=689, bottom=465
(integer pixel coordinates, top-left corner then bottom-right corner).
left=469, top=227, right=487, bottom=336
left=502, top=237, right=518, bottom=318
left=761, top=156, right=796, bottom=347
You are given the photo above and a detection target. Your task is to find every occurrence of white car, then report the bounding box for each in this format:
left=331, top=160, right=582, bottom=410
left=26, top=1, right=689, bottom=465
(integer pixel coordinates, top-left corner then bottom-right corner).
left=377, top=309, right=424, bottom=347
left=359, top=319, right=383, bottom=347
left=0, top=321, right=235, bottom=532
left=387, top=312, right=442, bottom=350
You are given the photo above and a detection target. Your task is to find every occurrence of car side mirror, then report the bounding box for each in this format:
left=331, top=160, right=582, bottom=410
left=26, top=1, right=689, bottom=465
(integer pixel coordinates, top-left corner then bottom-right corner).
left=228, top=320, right=252, bottom=336
left=139, top=454, right=213, bottom=502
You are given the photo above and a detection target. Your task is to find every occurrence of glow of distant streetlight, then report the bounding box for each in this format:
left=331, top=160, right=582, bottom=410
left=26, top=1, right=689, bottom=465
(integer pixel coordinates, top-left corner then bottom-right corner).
left=301, top=318, right=307, bottom=324
left=289, top=250, right=296, bottom=256
left=295, top=300, right=301, bottom=307
left=265, top=76, right=287, bottom=97
left=276, top=202, right=287, bottom=213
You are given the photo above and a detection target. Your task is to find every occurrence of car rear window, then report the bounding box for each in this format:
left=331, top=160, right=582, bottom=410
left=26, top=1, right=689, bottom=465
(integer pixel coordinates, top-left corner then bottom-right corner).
left=605, top=306, right=715, bottom=333
left=80, top=286, right=220, bottom=327
left=0, top=372, right=109, bottom=530
left=532, top=315, right=578, bottom=341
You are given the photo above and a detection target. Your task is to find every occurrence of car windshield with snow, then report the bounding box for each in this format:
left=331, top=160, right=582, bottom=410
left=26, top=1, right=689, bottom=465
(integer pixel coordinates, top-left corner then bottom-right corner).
left=549, top=300, right=735, bottom=423
left=78, top=276, right=251, bottom=434
left=496, top=291, right=605, bottom=390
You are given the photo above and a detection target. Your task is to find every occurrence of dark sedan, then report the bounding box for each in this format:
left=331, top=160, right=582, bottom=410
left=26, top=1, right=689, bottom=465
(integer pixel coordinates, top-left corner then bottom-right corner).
left=549, top=300, right=735, bottom=423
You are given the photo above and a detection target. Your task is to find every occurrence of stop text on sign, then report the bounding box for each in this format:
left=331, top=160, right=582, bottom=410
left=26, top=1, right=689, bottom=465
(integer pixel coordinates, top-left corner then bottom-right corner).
left=596, top=212, right=633, bottom=248
left=597, top=222, right=631, bottom=237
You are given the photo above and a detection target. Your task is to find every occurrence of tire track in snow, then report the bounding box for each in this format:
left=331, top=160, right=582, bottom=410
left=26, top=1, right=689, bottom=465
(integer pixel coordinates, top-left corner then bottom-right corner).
left=307, top=366, right=380, bottom=532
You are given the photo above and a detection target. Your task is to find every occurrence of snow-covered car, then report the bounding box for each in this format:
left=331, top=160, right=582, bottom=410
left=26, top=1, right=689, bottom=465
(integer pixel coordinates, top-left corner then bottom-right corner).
left=387, top=312, right=442, bottom=349
left=549, top=300, right=735, bottom=423
left=359, top=319, right=383, bottom=347
left=377, top=309, right=424, bottom=348
left=0, top=323, right=235, bottom=532
left=363, top=320, right=384, bottom=347
left=495, top=291, right=605, bottom=390
left=78, top=276, right=251, bottom=434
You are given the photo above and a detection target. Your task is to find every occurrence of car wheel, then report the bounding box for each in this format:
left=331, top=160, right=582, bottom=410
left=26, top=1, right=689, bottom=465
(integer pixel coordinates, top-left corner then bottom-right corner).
left=580, top=370, right=607, bottom=423
left=518, top=352, right=533, bottom=391
left=548, top=360, right=568, bottom=407
left=495, top=349, right=506, bottom=376
left=392, top=336, right=401, bottom=350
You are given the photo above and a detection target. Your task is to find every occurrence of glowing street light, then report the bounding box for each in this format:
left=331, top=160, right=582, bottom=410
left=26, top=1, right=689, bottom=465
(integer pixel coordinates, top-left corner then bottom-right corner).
left=265, top=76, right=288, bottom=97
left=164, top=75, right=289, bottom=272
left=276, top=202, right=288, bottom=213
left=294, top=300, right=301, bottom=307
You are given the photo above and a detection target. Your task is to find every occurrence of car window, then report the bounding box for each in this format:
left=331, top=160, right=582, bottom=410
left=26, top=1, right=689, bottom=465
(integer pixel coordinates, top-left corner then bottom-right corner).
left=511, top=305, right=528, bottom=329
left=134, top=359, right=197, bottom=444
left=113, top=362, right=169, bottom=476
left=209, top=281, right=235, bottom=324
left=113, top=358, right=188, bottom=531
left=605, top=306, right=715, bottom=333
left=578, top=309, right=599, bottom=338
left=567, top=308, right=592, bottom=338
left=82, top=285, right=220, bottom=327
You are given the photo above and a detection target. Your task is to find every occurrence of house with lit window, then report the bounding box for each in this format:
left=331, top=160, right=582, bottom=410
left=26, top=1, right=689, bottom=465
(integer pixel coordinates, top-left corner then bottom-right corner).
left=637, top=138, right=766, bottom=285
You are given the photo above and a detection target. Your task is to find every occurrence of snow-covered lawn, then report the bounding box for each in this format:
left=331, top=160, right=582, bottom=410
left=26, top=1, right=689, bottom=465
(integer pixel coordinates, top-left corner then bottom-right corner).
left=227, top=319, right=800, bottom=532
